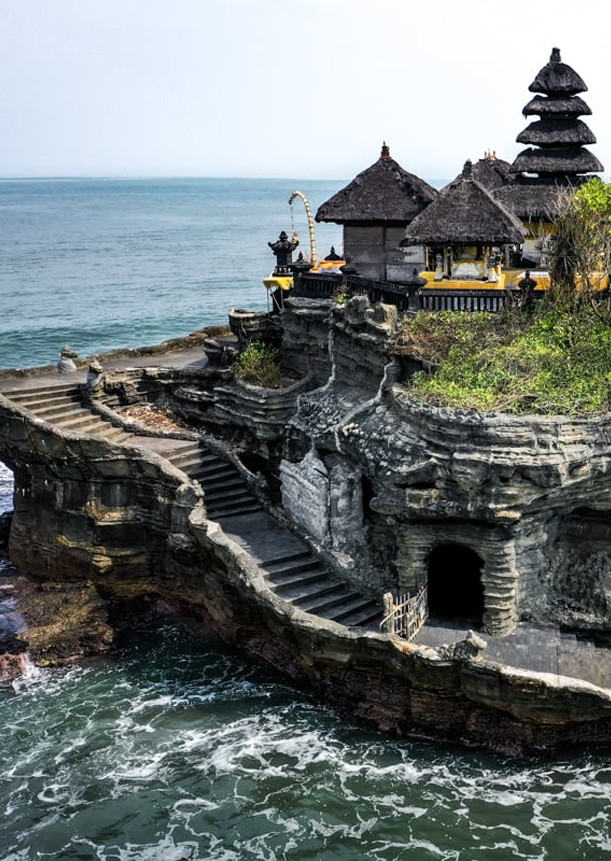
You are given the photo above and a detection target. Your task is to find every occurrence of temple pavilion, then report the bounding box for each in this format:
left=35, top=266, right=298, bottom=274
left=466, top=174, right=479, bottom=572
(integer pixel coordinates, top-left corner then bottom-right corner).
left=401, top=159, right=526, bottom=285
left=315, top=143, right=437, bottom=281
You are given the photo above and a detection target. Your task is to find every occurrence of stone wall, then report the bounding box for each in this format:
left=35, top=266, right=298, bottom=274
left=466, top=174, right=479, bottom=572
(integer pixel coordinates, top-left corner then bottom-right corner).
left=279, top=295, right=611, bottom=636
left=343, top=225, right=426, bottom=281
left=280, top=298, right=333, bottom=385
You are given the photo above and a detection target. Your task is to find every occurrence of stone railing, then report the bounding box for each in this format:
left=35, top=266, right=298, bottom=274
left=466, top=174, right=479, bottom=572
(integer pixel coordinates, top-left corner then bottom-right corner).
left=419, top=288, right=508, bottom=312
left=295, top=272, right=513, bottom=313
left=293, top=272, right=342, bottom=299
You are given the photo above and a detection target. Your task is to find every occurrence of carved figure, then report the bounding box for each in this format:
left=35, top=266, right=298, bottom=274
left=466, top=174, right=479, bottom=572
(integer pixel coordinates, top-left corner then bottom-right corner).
left=56, top=345, right=78, bottom=374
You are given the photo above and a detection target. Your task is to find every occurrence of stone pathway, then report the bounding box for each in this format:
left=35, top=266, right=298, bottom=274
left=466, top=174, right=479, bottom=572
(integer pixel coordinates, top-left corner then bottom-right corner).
left=415, top=619, right=611, bottom=689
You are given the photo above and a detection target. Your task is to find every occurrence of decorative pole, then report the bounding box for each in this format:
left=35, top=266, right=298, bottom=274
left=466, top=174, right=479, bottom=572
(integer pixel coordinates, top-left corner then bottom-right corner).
left=289, top=190, right=317, bottom=268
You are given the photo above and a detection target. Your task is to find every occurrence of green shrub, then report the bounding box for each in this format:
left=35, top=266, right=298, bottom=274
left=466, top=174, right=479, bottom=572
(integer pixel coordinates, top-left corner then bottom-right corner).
left=234, top=341, right=281, bottom=388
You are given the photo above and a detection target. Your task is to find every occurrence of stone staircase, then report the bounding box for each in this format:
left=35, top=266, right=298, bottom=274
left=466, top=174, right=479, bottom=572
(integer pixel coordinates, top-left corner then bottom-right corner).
left=162, top=442, right=263, bottom=519
left=163, top=441, right=381, bottom=628
left=0, top=382, right=381, bottom=630
left=260, top=549, right=381, bottom=627
left=0, top=381, right=134, bottom=443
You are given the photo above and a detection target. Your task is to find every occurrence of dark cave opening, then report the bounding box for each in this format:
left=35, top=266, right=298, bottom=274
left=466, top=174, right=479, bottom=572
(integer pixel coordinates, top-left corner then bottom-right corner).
left=427, top=543, right=485, bottom=623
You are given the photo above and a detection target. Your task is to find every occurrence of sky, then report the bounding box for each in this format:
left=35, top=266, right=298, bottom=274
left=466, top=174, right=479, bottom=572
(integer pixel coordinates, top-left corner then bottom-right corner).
left=1, top=0, right=610, bottom=183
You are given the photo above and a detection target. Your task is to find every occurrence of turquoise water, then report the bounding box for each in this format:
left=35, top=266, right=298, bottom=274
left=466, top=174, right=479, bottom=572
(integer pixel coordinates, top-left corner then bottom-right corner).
left=1, top=180, right=611, bottom=859
left=0, top=178, right=343, bottom=369
left=2, top=615, right=611, bottom=860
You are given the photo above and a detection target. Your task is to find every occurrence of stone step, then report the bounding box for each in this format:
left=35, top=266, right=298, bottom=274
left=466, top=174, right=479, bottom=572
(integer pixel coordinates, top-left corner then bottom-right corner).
left=206, top=500, right=262, bottom=519
left=200, top=474, right=246, bottom=493
left=88, top=424, right=128, bottom=440
left=334, top=601, right=382, bottom=628
left=190, top=463, right=236, bottom=482
left=165, top=448, right=208, bottom=465
left=6, top=390, right=81, bottom=408
left=295, top=584, right=359, bottom=614
left=206, top=490, right=256, bottom=511
left=322, top=595, right=381, bottom=624
left=49, top=412, right=109, bottom=430
left=266, top=566, right=329, bottom=590
left=24, top=401, right=87, bottom=420
left=2, top=383, right=79, bottom=400
left=37, top=404, right=93, bottom=424
left=262, top=550, right=313, bottom=570
left=56, top=415, right=121, bottom=436
left=275, top=577, right=343, bottom=603
left=166, top=451, right=222, bottom=471
left=264, top=554, right=322, bottom=577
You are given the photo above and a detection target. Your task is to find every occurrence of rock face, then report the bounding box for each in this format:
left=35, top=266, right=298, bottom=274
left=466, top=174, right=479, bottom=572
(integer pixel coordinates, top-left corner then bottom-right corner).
left=276, top=296, right=611, bottom=637
left=3, top=314, right=611, bottom=754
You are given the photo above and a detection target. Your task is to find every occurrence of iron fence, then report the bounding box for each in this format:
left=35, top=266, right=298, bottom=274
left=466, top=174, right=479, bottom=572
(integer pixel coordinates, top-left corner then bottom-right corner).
left=380, top=586, right=428, bottom=640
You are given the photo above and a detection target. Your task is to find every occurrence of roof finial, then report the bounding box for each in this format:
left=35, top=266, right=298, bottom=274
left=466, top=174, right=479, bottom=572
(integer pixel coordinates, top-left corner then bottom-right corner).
left=462, top=159, right=474, bottom=180
left=550, top=47, right=561, bottom=63
left=381, top=141, right=390, bottom=159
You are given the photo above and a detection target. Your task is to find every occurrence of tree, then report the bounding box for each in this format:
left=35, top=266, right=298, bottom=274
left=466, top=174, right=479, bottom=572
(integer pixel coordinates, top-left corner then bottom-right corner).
left=549, top=178, right=611, bottom=313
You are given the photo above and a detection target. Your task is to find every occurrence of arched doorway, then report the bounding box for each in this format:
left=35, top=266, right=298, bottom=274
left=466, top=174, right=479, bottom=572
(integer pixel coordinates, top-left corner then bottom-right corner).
left=427, top=543, right=484, bottom=624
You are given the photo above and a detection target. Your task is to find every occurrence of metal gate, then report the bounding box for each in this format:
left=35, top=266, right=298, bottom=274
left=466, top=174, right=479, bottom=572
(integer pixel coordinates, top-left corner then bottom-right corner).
left=380, top=586, right=428, bottom=640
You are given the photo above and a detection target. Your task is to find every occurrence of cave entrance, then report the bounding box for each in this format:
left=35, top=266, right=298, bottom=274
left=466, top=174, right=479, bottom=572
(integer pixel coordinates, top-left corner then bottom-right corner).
left=427, top=543, right=484, bottom=624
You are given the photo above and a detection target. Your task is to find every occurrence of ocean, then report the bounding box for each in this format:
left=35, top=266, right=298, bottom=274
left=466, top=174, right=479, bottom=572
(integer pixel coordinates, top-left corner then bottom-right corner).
left=1, top=178, right=611, bottom=860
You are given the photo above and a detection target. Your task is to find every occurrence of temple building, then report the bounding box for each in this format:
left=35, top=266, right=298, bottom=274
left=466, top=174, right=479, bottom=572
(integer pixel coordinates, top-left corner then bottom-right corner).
left=494, top=47, right=604, bottom=267
left=315, top=143, right=437, bottom=281
left=313, top=48, right=604, bottom=292
left=401, top=160, right=526, bottom=290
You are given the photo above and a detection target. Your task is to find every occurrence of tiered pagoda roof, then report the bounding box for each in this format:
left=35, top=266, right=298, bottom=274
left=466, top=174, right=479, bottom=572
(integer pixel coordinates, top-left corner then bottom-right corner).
left=510, top=48, right=604, bottom=178
left=316, top=143, right=437, bottom=225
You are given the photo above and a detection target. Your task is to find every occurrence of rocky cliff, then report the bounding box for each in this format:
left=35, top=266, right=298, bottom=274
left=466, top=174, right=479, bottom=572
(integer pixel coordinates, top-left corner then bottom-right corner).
left=2, top=314, right=611, bottom=755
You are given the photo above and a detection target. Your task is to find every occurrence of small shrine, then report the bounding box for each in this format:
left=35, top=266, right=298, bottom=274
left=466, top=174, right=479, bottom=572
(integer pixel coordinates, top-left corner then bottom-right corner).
left=401, top=160, right=525, bottom=293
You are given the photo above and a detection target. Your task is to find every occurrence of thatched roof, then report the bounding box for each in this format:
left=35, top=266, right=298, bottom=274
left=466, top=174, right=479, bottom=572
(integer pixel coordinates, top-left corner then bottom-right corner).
left=517, top=119, right=596, bottom=146
left=493, top=177, right=571, bottom=220
left=446, top=154, right=513, bottom=192
left=511, top=146, right=604, bottom=176
left=315, top=144, right=437, bottom=224
left=529, top=48, right=587, bottom=96
left=511, top=49, right=603, bottom=179
left=401, top=161, right=526, bottom=246
left=523, top=95, right=591, bottom=117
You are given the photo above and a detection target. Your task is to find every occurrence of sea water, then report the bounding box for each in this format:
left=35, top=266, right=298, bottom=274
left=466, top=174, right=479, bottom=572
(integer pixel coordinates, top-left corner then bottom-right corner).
left=1, top=179, right=611, bottom=860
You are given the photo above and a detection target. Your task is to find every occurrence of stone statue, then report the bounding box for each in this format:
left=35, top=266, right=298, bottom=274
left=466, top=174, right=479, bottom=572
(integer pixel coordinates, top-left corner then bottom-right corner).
left=86, top=359, right=104, bottom=391
left=56, top=345, right=78, bottom=374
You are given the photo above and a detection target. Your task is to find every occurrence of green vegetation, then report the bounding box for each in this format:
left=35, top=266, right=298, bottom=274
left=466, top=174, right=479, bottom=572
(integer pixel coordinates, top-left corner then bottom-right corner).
left=333, top=285, right=351, bottom=304
left=550, top=177, right=611, bottom=310
left=234, top=340, right=281, bottom=388
left=400, top=306, right=611, bottom=415
left=396, top=178, right=611, bottom=417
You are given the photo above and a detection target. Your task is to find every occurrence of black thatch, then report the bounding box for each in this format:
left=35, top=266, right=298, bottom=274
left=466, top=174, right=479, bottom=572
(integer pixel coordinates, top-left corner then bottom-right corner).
left=529, top=47, right=587, bottom=96
left=401, top=161, right=525, bottom=246
left=511, top=48, right=604, bottom=178
left=315, top=144, right=437, bottom=224
left=493, top=178, right=574, bottom=220
left=517, top=119, right=596, bottom=146
left=446, top=154, right=513, bottom=191
left=523, top=95, right=591, bottom=117
left=511, top=146, right=604, bottom=176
